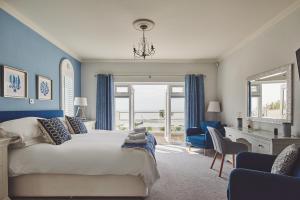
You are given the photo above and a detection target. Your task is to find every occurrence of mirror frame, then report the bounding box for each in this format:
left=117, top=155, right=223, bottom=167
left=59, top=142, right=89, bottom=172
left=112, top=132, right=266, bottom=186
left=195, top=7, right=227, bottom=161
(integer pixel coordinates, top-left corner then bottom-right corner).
left=246, top=64, right=293, bottom=124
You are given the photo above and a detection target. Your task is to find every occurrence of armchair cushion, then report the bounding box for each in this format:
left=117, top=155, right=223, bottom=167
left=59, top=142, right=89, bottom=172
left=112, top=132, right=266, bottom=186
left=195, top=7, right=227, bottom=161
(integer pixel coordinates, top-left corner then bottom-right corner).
left=228, top=168, right=300, bottom=200
left=271, top=144, right=299, bottom=175
left=186, top=134, right=206, bottom=146
left=186, top=127, right=203, bottom=136
left=200, top=121, right=225, bottom=136
left=185, top=121, right=222, bottom=149
left=236, top=152, right=276, bottom=172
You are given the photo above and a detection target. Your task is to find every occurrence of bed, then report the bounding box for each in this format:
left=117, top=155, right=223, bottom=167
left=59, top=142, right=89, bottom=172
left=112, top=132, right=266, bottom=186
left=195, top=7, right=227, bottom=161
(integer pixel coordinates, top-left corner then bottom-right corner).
left=0, top=110, right=159, bottom=198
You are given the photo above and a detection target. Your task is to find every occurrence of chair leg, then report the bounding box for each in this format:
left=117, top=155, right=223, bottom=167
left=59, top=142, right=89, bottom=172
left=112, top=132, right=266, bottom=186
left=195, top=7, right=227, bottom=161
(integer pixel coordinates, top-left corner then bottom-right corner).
left=204, top=148, right=206, bottom=156
left=219, top=154, right=225, bottom=177
left=210, top=152, right=218, bottom=169
left=232, top=154, right=235, bottom=168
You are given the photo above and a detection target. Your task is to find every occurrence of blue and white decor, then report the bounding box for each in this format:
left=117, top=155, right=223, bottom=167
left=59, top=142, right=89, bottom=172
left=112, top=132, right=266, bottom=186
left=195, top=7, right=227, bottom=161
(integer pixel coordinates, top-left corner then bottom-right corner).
left=36, top=75, right=52, bottom=100
left=0, top=9, right=81, bottom=111
left=1, top=66, right=28, bottom=98
left=185, top=74, right=205, bottom=128
left=96, top=74, right=114, bottom=130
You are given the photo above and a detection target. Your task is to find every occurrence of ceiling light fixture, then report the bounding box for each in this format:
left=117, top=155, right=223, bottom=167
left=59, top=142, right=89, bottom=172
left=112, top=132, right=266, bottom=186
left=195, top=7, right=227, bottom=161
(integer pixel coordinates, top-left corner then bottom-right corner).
left=133, top=19, right=155, bottom=60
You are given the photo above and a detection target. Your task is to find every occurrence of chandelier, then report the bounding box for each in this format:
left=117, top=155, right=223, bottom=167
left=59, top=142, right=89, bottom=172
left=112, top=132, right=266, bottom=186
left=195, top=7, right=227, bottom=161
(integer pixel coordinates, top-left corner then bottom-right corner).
left=133, top=19, right=156, bottom=59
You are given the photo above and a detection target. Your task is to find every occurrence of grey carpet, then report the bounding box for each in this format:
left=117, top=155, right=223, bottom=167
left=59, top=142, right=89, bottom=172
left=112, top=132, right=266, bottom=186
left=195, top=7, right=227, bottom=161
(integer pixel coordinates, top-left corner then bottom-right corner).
left=13, top=145, right=231, bottom=200
left=146, top=145, right=229, bottom=200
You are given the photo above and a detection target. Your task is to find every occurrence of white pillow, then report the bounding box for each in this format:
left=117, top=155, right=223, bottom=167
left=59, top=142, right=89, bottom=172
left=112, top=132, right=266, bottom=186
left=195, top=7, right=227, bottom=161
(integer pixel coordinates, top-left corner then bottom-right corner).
left=0, top=117, right=44, bottom=148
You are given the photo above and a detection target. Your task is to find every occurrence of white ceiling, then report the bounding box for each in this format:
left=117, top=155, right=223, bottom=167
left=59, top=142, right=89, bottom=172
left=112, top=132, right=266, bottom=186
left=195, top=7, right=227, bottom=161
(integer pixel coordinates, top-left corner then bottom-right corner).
left=3, top=0, right=298, bottom=60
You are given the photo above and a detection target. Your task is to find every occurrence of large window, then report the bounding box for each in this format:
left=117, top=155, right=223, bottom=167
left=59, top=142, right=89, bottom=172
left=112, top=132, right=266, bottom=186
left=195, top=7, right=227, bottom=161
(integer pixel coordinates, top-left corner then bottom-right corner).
left=60, top=59, right=74, bottom=116
left=114, top=83, right=185, bottom=144
left=133, top=85, right=167, bottom=134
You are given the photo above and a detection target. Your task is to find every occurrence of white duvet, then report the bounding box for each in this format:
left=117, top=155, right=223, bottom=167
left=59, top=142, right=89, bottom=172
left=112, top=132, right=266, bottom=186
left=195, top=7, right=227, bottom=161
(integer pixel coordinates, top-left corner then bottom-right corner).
left=8, top=130, right=160, bottom=188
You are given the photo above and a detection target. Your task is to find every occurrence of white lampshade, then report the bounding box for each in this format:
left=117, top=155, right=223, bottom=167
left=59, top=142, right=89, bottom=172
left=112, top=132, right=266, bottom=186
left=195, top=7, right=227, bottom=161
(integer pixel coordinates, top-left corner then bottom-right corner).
left=207, top=101, right=221, bottom=112
left=74, top=97, right=88, bottom=106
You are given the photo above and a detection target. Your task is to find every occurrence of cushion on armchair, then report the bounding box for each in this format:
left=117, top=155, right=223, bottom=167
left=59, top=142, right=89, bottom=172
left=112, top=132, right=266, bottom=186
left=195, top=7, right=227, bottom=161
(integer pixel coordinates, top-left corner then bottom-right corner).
left=271, top=144, right=299, bottom=175
left=186, top=121, right=223, bottom=149
left=186, top=127, right=204, bottom=136
left=186, top=134, right=206, bottom=146
left=200, top=121, right=225, bottom=136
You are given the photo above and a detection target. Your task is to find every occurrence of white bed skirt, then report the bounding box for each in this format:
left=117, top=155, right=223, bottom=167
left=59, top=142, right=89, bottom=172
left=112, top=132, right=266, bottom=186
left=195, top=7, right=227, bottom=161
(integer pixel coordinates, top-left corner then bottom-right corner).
left=9, top=174, right=148, bottom=197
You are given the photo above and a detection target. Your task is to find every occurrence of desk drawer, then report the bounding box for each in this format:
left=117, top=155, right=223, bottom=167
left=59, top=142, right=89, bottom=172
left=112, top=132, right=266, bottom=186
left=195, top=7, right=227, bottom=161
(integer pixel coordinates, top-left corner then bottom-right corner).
left=252, top=139, right=271, bottom=154
left=226, top=133, right=236, bottom=141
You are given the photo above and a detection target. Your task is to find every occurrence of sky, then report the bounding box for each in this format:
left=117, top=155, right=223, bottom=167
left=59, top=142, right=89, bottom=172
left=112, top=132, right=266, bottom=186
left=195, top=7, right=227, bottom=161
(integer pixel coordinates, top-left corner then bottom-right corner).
left=115, top=85, right=184, bottom=112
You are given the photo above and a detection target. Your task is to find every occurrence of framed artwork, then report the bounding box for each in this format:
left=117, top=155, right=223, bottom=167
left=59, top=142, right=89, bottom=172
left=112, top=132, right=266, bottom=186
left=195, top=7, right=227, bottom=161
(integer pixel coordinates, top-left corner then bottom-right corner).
left=1, top=66, right=28, bottom=98
left=36, top=75, right=53, bottom=100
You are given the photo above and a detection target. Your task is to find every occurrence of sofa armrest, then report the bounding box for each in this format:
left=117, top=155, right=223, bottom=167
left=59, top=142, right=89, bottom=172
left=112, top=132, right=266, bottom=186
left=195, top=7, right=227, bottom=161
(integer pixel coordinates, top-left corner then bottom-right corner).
left=236, top=152, right=276, bottom=172
left=186, top=127, right=203, bottom=136
left=228, top=168, right=300, bottom=200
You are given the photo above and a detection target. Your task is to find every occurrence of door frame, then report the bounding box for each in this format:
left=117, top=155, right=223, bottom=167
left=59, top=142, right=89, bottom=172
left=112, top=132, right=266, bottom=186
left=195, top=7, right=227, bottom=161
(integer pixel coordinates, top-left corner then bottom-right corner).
left=114, top=82, right=185, bottom=143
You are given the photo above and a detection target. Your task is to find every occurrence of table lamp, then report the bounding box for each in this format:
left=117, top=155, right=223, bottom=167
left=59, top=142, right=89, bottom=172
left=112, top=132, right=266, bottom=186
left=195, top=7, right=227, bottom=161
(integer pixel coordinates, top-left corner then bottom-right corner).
left=74, top=97, right=87, bottom=120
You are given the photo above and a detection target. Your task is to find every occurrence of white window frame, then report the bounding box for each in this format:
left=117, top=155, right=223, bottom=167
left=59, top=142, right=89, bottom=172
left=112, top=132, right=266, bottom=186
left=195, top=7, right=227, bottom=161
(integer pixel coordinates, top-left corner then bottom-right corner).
left=60, top=59, right=74, bottom=116
left=170, top=85, right=185, bottom=98
left=115, top=85, right=131, bottom=97
left=166, top=84, right=184, bottom=142
left=115, top=84, right=134, bottom=130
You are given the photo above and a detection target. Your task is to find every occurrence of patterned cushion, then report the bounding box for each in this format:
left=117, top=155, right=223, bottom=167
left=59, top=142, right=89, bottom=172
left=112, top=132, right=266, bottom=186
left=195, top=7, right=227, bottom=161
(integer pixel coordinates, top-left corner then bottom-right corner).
left=65, top=116, right=88, bottom=134
left=37, top=118, right=72, bottom=145
left=271, top=144, right=299, bottom=175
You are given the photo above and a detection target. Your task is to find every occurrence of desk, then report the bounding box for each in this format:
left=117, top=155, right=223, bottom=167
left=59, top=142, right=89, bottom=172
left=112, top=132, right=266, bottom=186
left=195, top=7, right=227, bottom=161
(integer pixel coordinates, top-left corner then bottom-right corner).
left=225, top=127, right=300, bottom=155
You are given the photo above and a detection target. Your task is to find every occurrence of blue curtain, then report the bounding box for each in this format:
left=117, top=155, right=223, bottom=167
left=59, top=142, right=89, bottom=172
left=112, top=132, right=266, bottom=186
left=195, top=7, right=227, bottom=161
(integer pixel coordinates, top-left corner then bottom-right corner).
left=95, top=74, right=114, bottom=130
left=185, top=74, right=205, bottom=129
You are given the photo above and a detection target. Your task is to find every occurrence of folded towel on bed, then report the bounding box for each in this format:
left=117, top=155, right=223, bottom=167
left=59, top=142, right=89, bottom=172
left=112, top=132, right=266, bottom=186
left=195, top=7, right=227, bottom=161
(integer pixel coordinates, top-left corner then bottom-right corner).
left=131, top=127, right=146, bottom=134
left=128, top=132, right=146, bottom=140
left=122, top=133, right=157, bottom=161
left=125, top=138, right=147, bottom=144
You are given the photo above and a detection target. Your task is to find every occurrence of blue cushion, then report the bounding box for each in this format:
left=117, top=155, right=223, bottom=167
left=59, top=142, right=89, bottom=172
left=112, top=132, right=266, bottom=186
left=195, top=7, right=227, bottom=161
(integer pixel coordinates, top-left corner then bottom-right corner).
left=38, top=118, right=72, bottom=145
left=65, top=116, right=88, bottom=134
left=186, top=135, right=206, bottom=146
left=200, top=121, right=225, bottom=136
left=200, top=121, right=221, bottom=132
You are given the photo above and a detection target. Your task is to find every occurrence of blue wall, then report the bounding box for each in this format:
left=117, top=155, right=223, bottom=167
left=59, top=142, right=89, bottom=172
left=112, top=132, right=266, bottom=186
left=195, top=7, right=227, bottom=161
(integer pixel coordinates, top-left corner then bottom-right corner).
left=0, top=9, right=81, bottom=111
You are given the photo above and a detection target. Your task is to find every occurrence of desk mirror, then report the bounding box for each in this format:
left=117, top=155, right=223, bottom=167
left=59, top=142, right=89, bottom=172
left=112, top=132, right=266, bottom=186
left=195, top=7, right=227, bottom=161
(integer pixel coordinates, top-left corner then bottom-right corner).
left=247, top=64, right=293, bottom=124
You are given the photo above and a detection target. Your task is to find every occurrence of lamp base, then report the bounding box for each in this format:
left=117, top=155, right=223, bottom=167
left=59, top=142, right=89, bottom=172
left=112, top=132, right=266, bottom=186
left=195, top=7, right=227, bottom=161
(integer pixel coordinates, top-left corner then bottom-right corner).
left=75, top=107, right=86, bottom=120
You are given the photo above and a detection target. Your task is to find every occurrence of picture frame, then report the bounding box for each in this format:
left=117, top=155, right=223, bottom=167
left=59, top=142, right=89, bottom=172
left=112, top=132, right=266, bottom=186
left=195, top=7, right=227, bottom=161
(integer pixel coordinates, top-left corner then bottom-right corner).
left=0, top=65, right=28, bottom=98
left=36, top=75, right=53, bottom=100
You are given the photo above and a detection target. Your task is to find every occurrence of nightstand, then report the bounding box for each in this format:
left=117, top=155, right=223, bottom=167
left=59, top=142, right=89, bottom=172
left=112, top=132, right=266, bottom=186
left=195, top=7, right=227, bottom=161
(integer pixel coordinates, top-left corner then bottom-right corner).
left=0, top=138, right=10, bottom=200
left=83, top=120, right=96, bottom=131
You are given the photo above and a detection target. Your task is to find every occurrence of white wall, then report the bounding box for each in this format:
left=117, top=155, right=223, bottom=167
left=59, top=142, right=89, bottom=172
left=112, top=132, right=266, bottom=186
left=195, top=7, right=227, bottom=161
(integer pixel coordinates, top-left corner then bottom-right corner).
left=218, top=6, right=300, bottom=135
left=81, top=61, right=218, bottom=120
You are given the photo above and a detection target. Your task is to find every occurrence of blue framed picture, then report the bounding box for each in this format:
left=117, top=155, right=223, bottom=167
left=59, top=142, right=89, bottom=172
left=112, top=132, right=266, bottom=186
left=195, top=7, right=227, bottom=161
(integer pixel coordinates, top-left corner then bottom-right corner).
left=1, top=66, right=28, bottom=98
left=36, top=75, right=53, bottom=100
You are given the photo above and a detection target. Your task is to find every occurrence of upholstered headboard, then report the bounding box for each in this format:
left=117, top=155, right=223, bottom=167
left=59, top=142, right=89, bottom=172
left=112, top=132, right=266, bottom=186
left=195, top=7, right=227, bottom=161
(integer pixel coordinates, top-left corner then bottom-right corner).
left=0, top=110, right=64, bottom=123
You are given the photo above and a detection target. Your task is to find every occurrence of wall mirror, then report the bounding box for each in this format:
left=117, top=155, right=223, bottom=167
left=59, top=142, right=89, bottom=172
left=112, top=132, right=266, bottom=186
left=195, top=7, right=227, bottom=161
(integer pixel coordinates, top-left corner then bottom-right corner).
left=247, top=64, right=293, bottom=124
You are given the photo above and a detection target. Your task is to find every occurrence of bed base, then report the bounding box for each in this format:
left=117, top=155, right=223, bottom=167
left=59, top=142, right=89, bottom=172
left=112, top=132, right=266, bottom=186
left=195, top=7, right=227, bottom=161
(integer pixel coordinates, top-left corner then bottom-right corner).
left=9, top=174, right=148, bottom=198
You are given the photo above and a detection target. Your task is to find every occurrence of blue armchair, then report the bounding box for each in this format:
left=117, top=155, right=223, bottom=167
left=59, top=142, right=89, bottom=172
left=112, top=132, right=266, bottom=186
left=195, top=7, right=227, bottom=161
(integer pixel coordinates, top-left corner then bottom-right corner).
left=228, top=152, right=300, bottom=200
left=186, top=121, right=225, bottom=152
